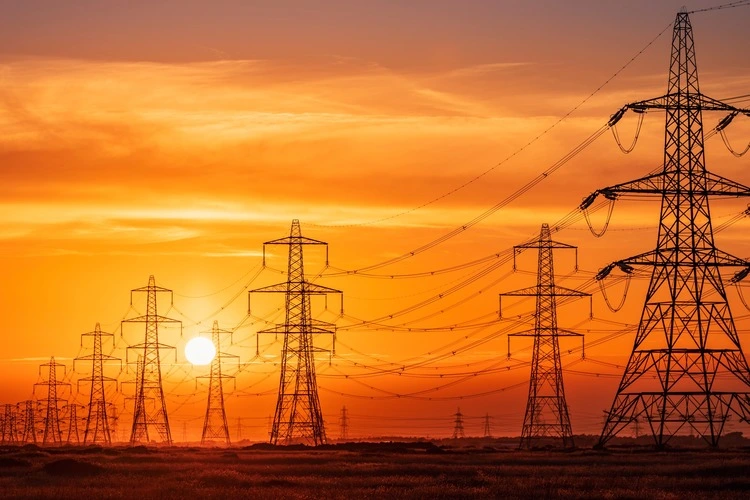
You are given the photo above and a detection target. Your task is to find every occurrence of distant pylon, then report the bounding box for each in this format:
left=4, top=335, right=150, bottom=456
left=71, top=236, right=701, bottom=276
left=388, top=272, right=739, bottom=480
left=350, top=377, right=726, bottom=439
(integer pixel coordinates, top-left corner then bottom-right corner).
left=199, top=321, right=237, bottom=445
left=483, top=413, right=492, bottom=438
left=63, top=403, right=86, bottom=445
left=583, top=11, right=750, bottom=448
left=124, top=276, right=181, bottom=445
left=1, top=403, right=17, bottom=444
left=339, top=406, right=349, bottom=441
left=452, top=408, right=465, bottom=438
left=108, top=404, right=120, bottom=443
left=249, top=219, right=343, bottom=446
left=500, top=224, right=589, bottom=449
left=18, top=400, right=39, bottom=444
left=74, top=323, right=121, bottom=445
left=34, top=357, right=70, bottom=445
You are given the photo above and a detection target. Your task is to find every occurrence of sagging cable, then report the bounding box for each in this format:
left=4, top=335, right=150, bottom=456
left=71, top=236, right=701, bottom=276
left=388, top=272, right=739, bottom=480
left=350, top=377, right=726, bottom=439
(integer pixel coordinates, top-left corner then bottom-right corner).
left=583, top=196, right=616, bottom=237
left=598, top=273, right=632, bottom=313
left=611, top=108, right=645, bottom=153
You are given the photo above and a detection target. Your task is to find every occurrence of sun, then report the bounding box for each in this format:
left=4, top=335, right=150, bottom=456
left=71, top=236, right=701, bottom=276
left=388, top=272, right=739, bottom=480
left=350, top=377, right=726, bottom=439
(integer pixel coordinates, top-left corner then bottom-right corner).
left=184, top=337, right=216, bottom=365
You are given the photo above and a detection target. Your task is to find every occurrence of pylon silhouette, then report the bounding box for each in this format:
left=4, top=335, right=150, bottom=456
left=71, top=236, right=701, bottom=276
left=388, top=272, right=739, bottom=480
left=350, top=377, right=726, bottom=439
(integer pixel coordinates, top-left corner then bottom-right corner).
left=1, top=403, right=17, bottom=444
left=63, top=403, right=86, bottom=445
left=483, top=413, right=492, bottom=438
left=34, top=357, right=70, bottom=445
left=452, top=408, right=465, bottom=438
left=18, top=400, right=39, bottom=444
left=107, top=403, right=120, bottom=443
left=500, top=224, right=588, bottom=449
left=74, top=323, right=121, bottom=445
left=583, top=10, right=750, bottom=447
left=124, top=276, right=181, bottom=445
left=249, top=219, right=342, bottom=446
left=198, top=321, right=237, bottom=445
left=339, top=406, right=349, bottom=441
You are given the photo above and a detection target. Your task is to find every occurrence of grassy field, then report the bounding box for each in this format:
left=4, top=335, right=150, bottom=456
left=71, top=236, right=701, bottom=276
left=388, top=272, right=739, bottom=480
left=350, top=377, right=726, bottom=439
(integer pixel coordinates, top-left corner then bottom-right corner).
left=0, top=442, right=748, bottom=499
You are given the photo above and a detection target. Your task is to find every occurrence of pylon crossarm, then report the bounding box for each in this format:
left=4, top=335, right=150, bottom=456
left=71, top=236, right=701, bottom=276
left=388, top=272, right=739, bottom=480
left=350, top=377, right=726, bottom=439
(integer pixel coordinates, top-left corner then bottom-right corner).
left=600, top=172, right=665, bottom=198
left=515, top=240, right=576, bottom=251
left=127, top=342, right=176, bottom=350
left=598, top=247, right=749, bottom=276
left=501, top=285, right=588, bottom=297
left=123, top=315, right=182, bottom=324
left=703, top=170, right=750, bottom=197
left=626, top=93, right=750, bottom=114
left=251, top=281, right=342, bottom=295
left=258, top=325, right=335, bottom=335
left=264, top=235, right=328, bottom=246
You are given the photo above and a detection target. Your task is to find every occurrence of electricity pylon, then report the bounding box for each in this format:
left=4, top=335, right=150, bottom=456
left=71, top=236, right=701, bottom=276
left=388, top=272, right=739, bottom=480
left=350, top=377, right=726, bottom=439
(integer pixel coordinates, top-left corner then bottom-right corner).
left=63, top=403, right=86, bottom=445
left=483, top=413, right=492, bottom=438
left=108, top=404, right=120, bottom=443
left=34, top=357, right=70, bottom=445
left=339, top=406, right=349, bottom=441
left=18, top=400, right=39, bottom=443
left=124, top=276, right=181, bottom=445
left=583, top=10, right=750, bottom=447
left=1, top=404, right=17, bottom=444
left=500, top=224, right=588, bottom=449
left=452, top=408, right=465, bottom=438
left=249, top=219, right=342, bottom=445
left=74, top=323, right=121, bottom=445
left=198, top=320, right=237, bottom=445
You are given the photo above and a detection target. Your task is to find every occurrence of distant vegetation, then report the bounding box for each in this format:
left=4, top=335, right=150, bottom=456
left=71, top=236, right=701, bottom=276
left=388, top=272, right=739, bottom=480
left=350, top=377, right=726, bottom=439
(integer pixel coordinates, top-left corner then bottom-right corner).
left=0, top=441, right=748, bottom=498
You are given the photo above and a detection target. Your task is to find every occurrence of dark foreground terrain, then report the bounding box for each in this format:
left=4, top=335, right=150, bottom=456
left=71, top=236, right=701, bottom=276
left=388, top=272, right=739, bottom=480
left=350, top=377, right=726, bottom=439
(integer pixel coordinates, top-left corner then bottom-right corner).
left=0, top=442, right=748, bottom=499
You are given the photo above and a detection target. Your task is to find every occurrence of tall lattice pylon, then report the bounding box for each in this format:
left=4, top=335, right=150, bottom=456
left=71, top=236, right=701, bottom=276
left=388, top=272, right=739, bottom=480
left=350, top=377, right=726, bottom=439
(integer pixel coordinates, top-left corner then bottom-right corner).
left=249, top=219, right=342, bottom=445
left=74, top=323, right=121, bottom=445
left=34, top=357, right=70, bottom=445
left=124, top=276, right=181, bottom=445
left=500, top=224, right=588, bottom=449
left=582, top=10, right=750, bottom=447
left=199, top=321, right=237, bottom=445
left=0, top=404, right=17, bottom=444
left=452, top=408, right=466, bottom=438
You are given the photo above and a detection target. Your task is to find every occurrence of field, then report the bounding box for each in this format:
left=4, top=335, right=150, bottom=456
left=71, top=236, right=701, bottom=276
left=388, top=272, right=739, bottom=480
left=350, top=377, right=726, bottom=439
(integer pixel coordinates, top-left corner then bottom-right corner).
left=0, top=442, right=749, bottom=499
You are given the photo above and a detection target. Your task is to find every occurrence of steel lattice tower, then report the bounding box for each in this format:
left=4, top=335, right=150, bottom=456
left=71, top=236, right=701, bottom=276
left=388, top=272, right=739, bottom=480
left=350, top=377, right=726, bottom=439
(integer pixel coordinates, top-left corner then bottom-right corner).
left=249, top=219, right=342, bottom=445
left=199, top=320, right=236, bottom=445
left=452, top=408, right=466, bottom=438
left=64, top=403, right=86, bottom=445
left=501, top=224, right=588, bottom=449
left=34, top=357, right=69, bottom=445
left=583, top=11, right=750, bottom=447
left=18, top=400, right=39, bottom=444
left=1, top=404, right=17, bottom=444
left=483, top=413, right=492, bottom=438
left=74, top=323, right=120, bottom=445
left=339, top=406, right=349, bottom=441
left=124, top=276, right=181, bottom=445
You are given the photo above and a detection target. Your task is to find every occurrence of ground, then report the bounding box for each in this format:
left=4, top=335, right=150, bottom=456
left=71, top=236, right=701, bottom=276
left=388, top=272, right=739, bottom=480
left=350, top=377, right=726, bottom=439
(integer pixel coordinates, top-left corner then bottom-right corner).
left=0, top=442, right=748, bottom=499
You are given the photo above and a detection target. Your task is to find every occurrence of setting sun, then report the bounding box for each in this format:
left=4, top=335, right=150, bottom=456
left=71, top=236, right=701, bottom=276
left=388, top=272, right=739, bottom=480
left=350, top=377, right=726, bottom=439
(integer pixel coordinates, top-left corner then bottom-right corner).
left=184, top=337, right=216, bottom=366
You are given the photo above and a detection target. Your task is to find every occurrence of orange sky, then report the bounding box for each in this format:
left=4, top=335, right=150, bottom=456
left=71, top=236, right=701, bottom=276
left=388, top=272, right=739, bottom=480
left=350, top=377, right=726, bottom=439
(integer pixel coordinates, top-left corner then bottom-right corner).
left=1, top=1, right=750, bottom=440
